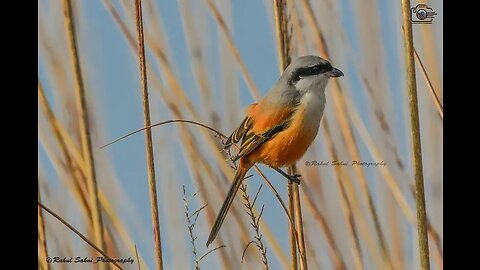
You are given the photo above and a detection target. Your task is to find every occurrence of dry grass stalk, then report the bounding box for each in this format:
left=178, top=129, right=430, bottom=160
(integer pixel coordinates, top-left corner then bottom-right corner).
left=414, top=48, right=443, bottom=119
left=134, top=0, right=164, bottom=269
left=253, top=167, right=301, bottom=268
left=62, top=0, right=105, bottom=256
left=38, top=202, right=123, bottom=270
left=176, top=123, right=235, bottom=269
left=401, top=1, right=430, bottom=268
left=182, top=186, right=225, bottom=270
left=38, top=189, right=50, bottom=270
left=292, top=174, right=307, bottom=270
left=407, top=187, right=443, bottom=268
left=399, top=26, right=443, bottom=120
left=160, top=95, right=256, bottom=268
left=273, top=0, right=308, bottom=269
left=240, top=184, right=269, bottom=269
left=286, top=177, right=298, bottom=270
left=135, top=244, right=142, bottom=270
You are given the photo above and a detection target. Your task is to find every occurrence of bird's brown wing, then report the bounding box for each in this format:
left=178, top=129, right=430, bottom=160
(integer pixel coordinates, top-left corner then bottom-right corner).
left=223, top=115, right=254, bottom=150
left=231, top=117, right=292, bottom=162
left=223, top=103, right=260, bottom=151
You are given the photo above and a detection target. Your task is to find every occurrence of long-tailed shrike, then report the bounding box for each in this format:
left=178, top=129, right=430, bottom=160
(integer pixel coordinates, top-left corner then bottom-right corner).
left=206, top=55, right=344, bottom=247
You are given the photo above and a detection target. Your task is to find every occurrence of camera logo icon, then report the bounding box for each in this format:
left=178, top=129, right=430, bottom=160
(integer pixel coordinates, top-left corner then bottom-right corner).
left=410, top=4, right=437, bottom=24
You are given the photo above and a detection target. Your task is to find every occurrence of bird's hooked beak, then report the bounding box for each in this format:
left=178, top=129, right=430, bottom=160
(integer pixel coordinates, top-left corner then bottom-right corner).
left=326, top=67, right=344, bottom=78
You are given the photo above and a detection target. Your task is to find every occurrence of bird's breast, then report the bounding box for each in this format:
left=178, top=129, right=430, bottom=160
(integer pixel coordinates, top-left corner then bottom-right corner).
left=252, top=91, right=326, bottom=168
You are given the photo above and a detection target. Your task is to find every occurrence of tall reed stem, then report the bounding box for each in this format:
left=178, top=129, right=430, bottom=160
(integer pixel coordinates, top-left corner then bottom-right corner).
left=134, top=0, right=164, bottom=269
left=62, top=0, right=106, bottom=259
left=273, top=1, right=308, bottom=269
left=400, top=1, right=430, bottom=269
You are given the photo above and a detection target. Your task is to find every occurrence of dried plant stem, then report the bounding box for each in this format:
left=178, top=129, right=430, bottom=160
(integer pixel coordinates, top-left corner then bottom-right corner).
left=185, top=157, right=234, bottom=270
left=62, top=0, right=105, bottom=257
left=176, top=122, right=235, bottom=269
left=401, top=1, right=430, bottom=269
left=414, top=48, right=443, bottom=119
left=134, top=0, right=164, bottom=269
left=253, top=167, right=302, bottom=267
left=38, top=189, right=50, bottom=270
left=287, top=178, right=298, bottom=270
left=240, top=184, right=269, bottom=269
left=182, top=186, right=204, bottom=270
left=273, top=1, right=308, bottom=269
left=135, top=244, right=142, bottom=270
left=273, top=0, right=291, bottom=74
left=38, top=202, right=123, bottom=270
left=172, top=107, right=248, bottom=269
left=399, top=26, right=442, bottom=120
left=292, top=179, right=307, bottom=270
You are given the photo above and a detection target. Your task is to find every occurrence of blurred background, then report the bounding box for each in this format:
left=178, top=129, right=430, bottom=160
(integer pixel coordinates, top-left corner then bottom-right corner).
left=38, top=0, right=443, bottom=269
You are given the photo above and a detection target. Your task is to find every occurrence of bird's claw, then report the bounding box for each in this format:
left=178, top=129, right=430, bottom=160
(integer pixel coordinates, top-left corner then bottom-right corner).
left=288, top=174, right=302, bottom=184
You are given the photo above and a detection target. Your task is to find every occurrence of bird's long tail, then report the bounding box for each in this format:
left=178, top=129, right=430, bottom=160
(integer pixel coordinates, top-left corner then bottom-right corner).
left=206, top=163, right=250, bottom=247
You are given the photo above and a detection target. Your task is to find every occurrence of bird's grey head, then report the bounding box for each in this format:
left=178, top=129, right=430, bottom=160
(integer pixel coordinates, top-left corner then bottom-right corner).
left=282, top=55, right=343, bottom=93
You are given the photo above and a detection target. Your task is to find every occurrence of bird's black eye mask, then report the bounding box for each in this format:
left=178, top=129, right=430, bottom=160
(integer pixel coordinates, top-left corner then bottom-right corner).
left=290, top=62, right=333, bottom=84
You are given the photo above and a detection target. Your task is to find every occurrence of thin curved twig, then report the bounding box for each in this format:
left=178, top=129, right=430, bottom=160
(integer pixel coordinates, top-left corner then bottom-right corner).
left=102, top=119, right=303, bottom=254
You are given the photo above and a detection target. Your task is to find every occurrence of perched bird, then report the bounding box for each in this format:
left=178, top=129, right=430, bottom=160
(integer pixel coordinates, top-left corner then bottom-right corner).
left=206, top=55, right=343, bottom=247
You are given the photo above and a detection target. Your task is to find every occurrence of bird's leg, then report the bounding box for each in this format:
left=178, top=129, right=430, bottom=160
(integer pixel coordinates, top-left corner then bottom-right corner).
left=272, top=167, right=301, bottom=184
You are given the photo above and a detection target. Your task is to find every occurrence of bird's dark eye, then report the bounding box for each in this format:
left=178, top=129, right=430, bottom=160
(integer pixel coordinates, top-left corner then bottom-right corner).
left=290, top=62, right=334, bottom=84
